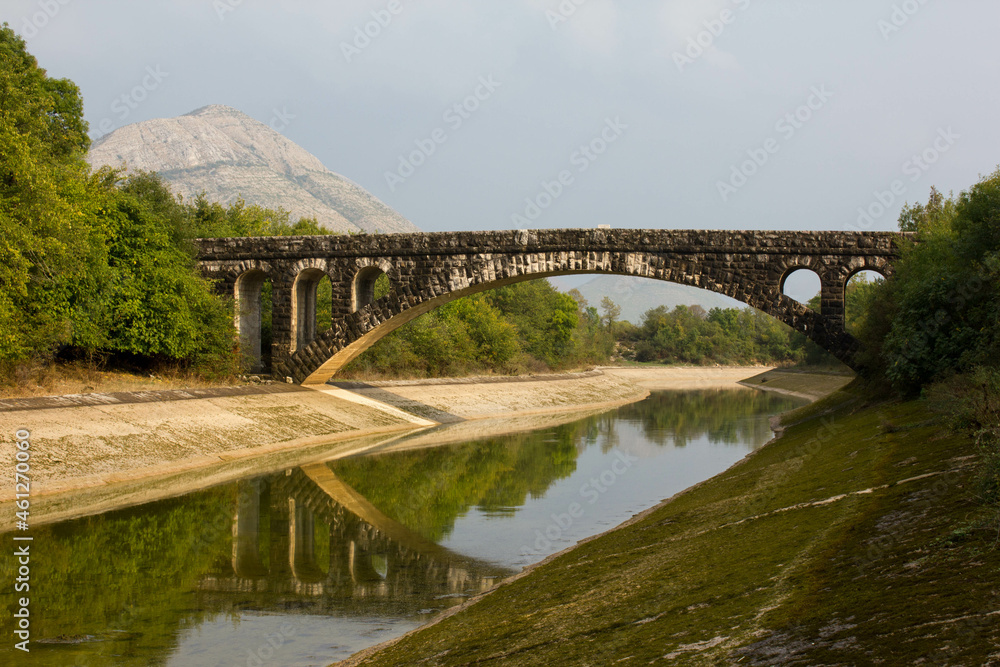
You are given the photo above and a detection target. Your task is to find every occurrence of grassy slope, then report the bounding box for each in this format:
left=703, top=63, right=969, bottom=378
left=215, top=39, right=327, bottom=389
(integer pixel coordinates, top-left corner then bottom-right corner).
left=738, top=367, right=854, bottom=400
left=348, top=384, right=1000, bottom=665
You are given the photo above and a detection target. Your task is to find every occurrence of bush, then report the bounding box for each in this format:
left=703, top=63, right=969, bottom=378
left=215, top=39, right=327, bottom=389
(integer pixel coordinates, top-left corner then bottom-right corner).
left=859, top=175, right=1000, bottom=393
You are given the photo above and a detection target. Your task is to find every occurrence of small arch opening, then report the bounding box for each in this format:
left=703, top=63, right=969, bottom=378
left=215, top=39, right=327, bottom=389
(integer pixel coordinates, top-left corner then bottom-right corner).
left=781, top=268, right=822, bottom=310
left=289, top=499, right=325, bottom=583
left=292, top=269, right=333, bottom=352
left=235, top=270, right=273, bottom=372
left=845, top=269, right=885, bottom=335
left=350, top=543, right=389, bottom=583
left=353, top=267, right=391, bottom=312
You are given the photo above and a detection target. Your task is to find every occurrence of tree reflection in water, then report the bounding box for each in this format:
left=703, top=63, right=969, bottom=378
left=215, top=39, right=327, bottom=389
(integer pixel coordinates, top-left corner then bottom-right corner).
left=330, top=389, right=803, bottom=539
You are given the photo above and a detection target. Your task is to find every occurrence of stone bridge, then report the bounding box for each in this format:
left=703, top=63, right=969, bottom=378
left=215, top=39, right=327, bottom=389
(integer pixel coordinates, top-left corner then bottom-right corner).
left=194, top=229, right=908, bottom=384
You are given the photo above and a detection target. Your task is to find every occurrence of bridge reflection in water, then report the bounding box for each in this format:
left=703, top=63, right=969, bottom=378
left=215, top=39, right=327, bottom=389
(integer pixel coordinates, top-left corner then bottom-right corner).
left=201, top=465, right=509, bottom=612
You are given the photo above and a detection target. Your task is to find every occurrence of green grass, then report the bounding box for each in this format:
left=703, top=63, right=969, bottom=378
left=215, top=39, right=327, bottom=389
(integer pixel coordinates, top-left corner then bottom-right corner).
left=345, top=383, right=1000, bottom=665
left=739, top=367, right=854, bottom=400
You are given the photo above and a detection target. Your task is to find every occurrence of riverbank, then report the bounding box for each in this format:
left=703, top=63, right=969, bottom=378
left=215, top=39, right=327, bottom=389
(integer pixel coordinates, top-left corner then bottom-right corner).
left=3, top=365, right=850, bottom=532
left=341, top=382, right=1000, bottom=665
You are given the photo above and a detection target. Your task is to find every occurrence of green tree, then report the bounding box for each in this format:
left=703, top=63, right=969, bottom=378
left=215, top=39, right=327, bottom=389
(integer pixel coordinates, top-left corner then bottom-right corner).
left=600, top=296, right=621, bottom=330
left=98, top=173, right=237, bottom=367
left=625, top=303, right=818, bottom=366
left=442, top=295, right=520, bottom=367
left=0, top=24, right=100, bottom=359
left=858, top=172, right=1000, bottom=391
left=486, top=281, right=579, bottom=367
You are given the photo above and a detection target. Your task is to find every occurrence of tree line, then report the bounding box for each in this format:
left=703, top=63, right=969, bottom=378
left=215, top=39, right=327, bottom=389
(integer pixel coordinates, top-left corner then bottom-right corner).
left=0, top=25, right=341, bottom=378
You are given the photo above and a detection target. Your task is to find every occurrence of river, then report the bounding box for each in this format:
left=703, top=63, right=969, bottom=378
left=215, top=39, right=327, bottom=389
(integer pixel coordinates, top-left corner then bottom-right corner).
left=0, top=388, right=803, bottom=666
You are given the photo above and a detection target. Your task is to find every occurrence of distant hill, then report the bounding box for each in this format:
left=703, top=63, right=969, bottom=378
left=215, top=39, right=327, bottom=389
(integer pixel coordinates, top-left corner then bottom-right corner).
left=555, top=275, right=745, bottom=324
left=87, top=105, right=418, bottom=234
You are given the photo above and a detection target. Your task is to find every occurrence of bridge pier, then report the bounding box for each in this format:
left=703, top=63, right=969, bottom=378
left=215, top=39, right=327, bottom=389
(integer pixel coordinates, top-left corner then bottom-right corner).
left=290, top=499, right=325, bottom=583
left=232, top=478, right=268, bottom=578
left=820, top=271, right=848, bottom=333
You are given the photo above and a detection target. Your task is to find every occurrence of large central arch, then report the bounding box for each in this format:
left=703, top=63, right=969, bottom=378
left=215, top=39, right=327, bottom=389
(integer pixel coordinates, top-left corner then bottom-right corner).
left=289, top=255, right=861, bottom=385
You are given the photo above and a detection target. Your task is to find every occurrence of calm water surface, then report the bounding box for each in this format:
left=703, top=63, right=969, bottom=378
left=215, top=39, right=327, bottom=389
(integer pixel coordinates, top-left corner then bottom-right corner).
left=0, top=389, right=802, bottom=666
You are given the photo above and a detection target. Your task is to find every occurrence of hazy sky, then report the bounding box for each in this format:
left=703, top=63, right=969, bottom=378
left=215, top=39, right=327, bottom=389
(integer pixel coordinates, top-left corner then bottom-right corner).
left=5, top=1, right=998, bottom=239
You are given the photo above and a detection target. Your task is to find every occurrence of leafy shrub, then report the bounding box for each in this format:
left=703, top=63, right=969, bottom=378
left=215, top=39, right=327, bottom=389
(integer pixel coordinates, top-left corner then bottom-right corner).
left=859, top=176, right=1000, bottom=393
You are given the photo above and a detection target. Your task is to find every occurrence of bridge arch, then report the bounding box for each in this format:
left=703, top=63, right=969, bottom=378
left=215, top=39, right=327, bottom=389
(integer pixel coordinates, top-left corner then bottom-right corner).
left=845, top=264, right=889, bottom=284
left=779, top=266, right=823, bottom=307
left=232, top=478, right=268, bottom=578
left=842, top=266, right=889, bottom=335
left=233, top=261, right=275, bottom=372
left=352, top=259, right=393, bottom=312
left=290, top=260, right=330, bottom=353
left=289, top=498, right=326, bottom=583
left=293, top=250, right=848, bottom=385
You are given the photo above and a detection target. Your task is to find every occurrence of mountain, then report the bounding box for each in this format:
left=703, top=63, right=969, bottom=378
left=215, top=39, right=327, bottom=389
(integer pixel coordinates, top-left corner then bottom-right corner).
left=87, top=105, right=418, bottom=234
left=553, top=275, right=745, bottom=324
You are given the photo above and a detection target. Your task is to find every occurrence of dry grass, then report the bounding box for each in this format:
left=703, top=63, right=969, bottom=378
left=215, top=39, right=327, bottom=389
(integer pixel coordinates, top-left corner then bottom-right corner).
left=0, top=359, right=241, bottom=400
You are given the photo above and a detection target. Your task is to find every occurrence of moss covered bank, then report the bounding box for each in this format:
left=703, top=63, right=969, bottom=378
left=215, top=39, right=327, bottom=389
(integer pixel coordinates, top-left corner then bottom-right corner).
left=342, top=381, right=1000, bottom=665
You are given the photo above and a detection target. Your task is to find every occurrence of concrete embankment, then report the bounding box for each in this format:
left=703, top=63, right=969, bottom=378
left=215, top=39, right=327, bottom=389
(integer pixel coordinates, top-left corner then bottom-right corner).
left=0, top=368, right=663, bottom=525
left=341, top=378, right=1000, bottom=666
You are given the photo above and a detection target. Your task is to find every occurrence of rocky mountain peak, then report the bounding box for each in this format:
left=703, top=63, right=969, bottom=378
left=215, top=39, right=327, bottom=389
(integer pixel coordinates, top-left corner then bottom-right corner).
left=87, top=105, right=417, bottom=234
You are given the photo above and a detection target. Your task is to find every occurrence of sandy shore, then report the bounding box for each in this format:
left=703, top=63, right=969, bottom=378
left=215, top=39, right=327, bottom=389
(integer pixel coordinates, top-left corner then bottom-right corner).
left=0, top=366, right=774, bottom=525
left=602, top=365, right=776, bottom=389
